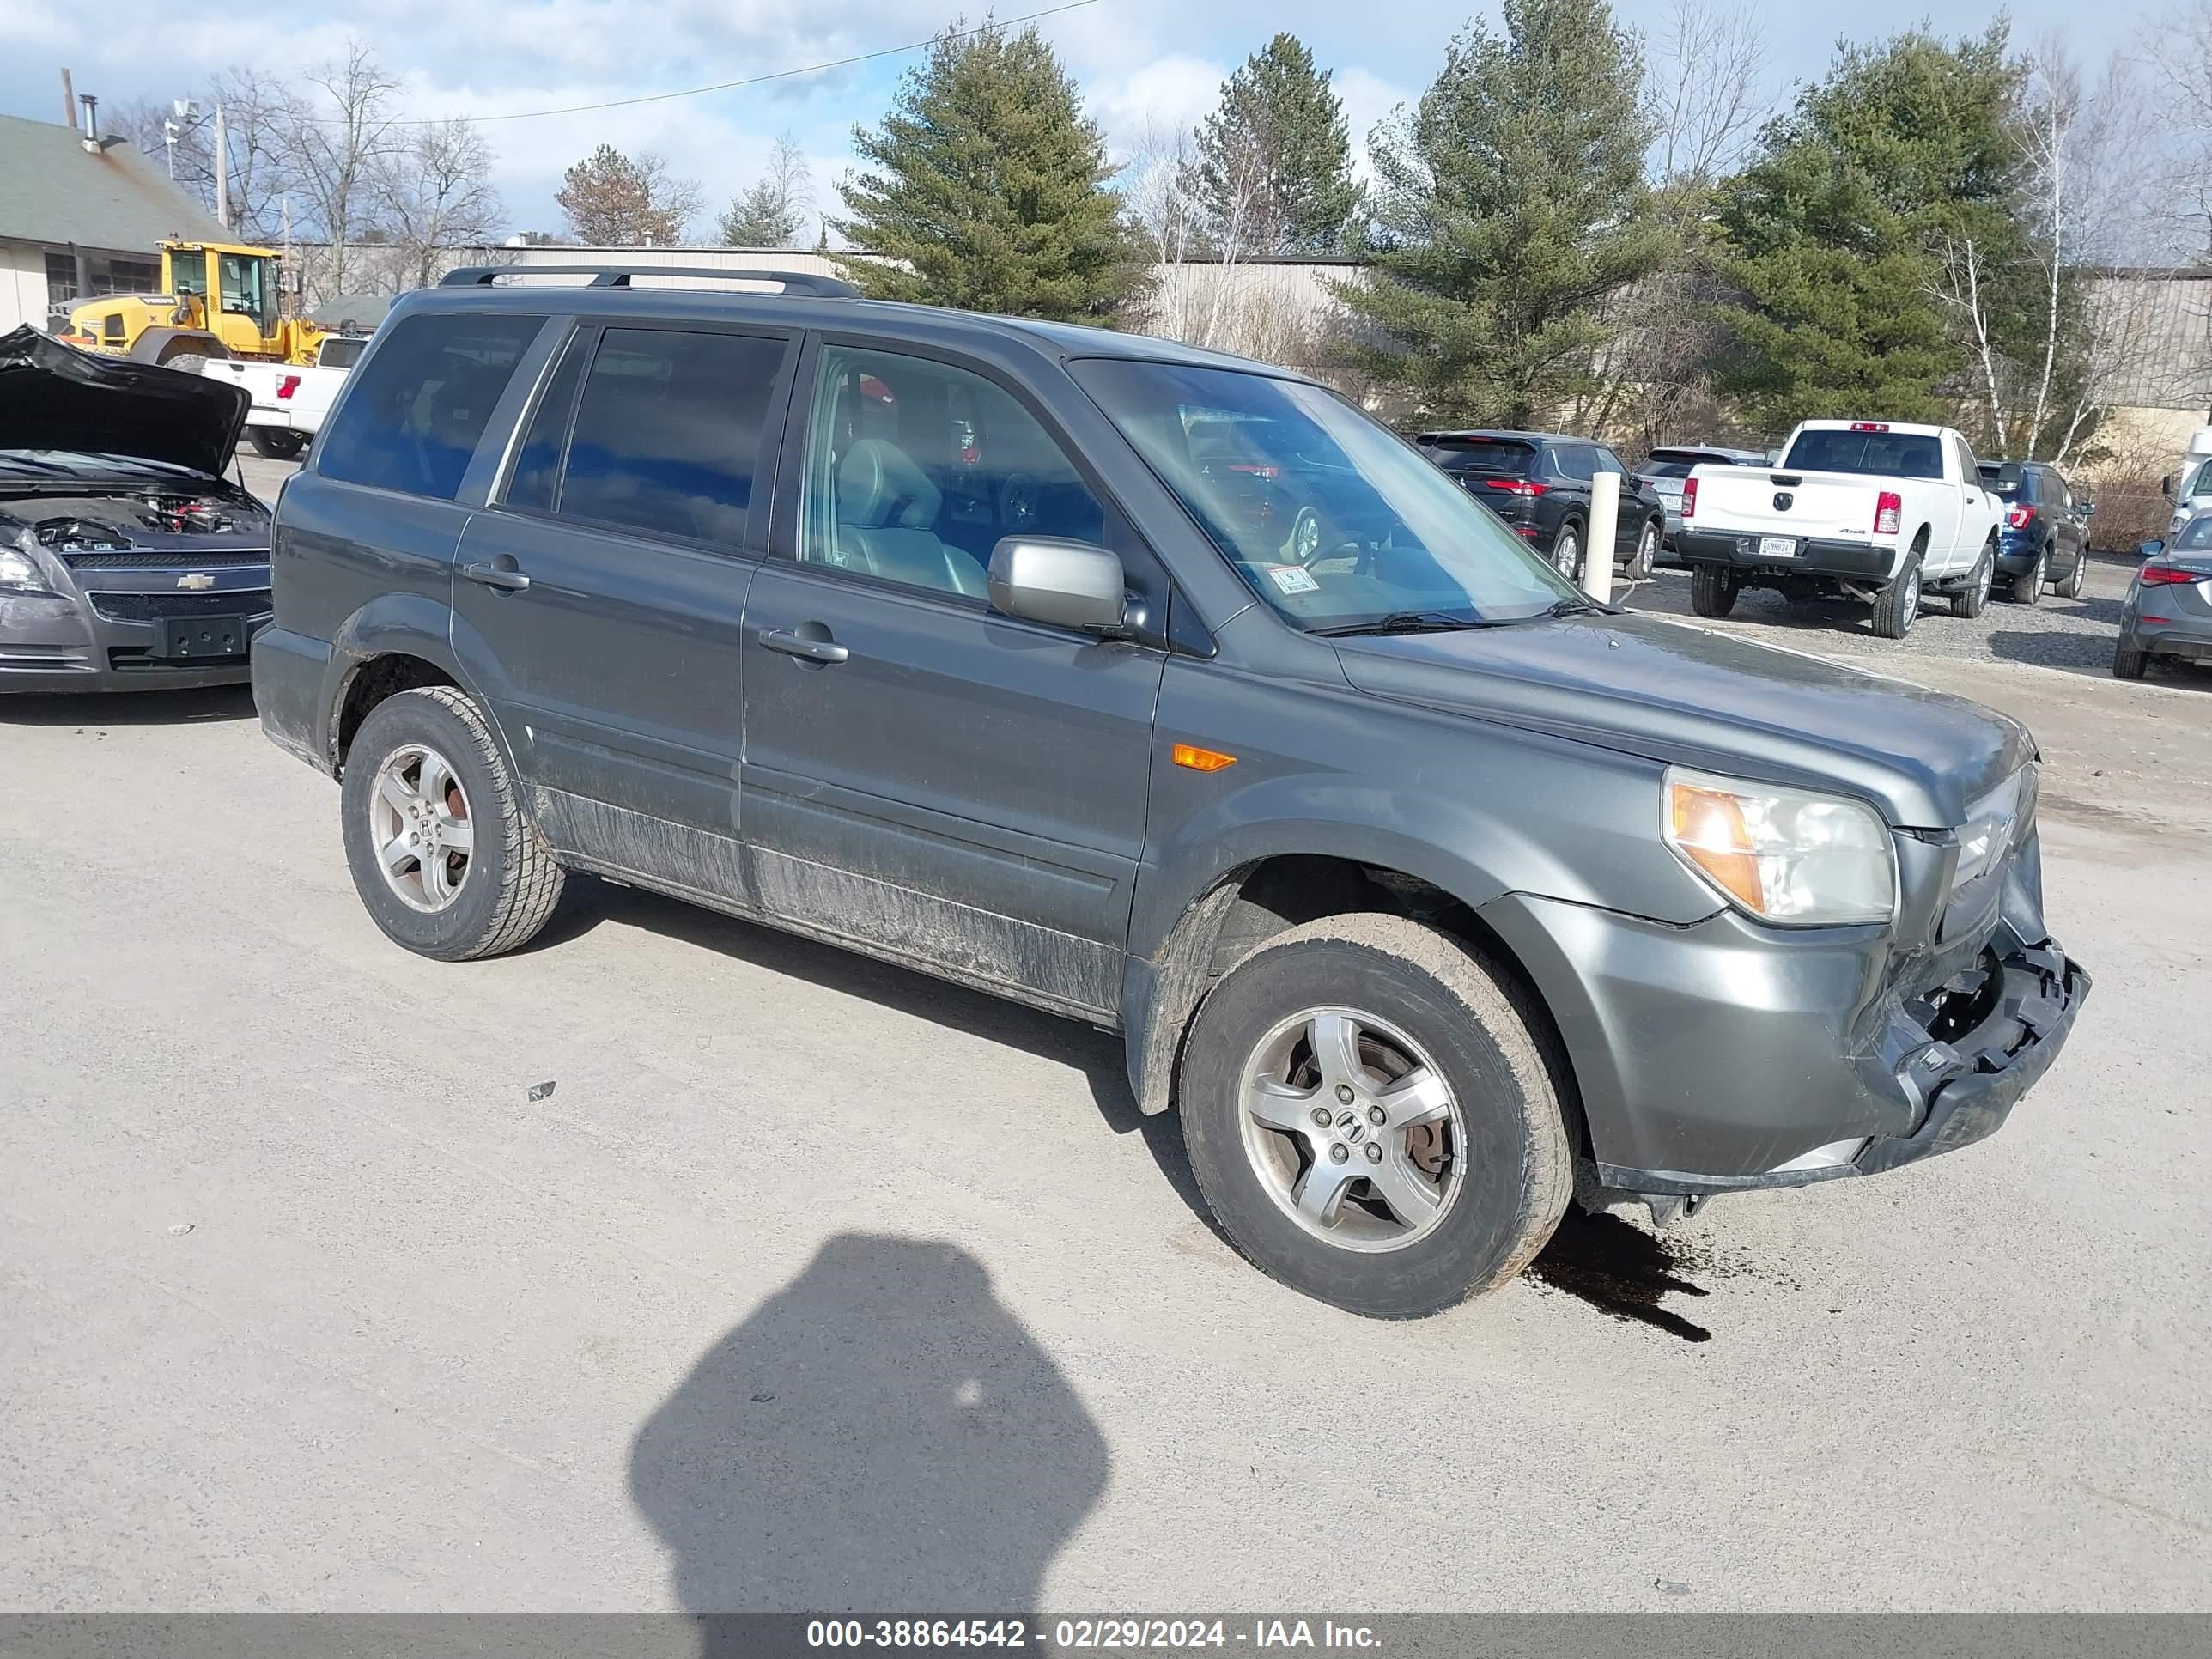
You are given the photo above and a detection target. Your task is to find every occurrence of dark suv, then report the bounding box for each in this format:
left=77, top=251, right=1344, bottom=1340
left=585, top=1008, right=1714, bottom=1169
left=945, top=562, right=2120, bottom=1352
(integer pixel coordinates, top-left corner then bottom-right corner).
left=1978, top=459, right=2091, bottom=603
left=1416, top=430, right=1667, bottom=582
left=253, top=267, right=2087, bottom=1318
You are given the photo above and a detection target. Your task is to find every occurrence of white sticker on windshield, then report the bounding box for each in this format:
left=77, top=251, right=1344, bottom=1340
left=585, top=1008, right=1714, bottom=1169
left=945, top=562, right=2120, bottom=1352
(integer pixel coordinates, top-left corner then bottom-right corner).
left=1266, top=564, right=1320, bottom=595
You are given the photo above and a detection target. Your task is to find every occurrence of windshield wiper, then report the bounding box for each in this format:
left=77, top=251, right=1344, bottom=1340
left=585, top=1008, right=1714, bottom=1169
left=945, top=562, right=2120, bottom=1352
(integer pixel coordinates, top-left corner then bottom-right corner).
left=1545, top=595, right=1615, bottom=617
left=1312, top=611, right=1487, bottom=637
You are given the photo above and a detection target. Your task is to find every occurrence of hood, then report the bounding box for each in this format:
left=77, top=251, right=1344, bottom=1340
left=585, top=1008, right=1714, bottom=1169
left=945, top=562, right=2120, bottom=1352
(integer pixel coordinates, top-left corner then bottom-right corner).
left=0, top=325, right=248, bottom=478
left=1332, top=611, right=2033, bottom=828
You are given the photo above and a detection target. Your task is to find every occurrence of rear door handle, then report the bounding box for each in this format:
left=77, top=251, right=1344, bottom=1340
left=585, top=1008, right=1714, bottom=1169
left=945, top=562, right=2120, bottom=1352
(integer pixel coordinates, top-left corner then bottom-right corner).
left=758, top=627, right=849, bottom=665
left=462, top=559, right=530, bottom=592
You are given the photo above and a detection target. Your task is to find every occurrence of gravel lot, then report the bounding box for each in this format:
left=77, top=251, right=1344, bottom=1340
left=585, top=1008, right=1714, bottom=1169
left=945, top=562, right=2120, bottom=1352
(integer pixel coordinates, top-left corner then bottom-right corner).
left=1622, top=550, right=2203, bottom=684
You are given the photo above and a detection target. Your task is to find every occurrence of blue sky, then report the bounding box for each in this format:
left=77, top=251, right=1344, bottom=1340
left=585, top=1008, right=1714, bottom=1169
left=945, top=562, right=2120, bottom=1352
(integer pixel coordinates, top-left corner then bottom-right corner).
left=0, top=0, right=2161, bottom=244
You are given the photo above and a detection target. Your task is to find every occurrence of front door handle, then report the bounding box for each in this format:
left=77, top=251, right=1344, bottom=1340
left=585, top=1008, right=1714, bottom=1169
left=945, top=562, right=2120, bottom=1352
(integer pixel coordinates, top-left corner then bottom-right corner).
left=462, top=558, right=531, bottom=592
left=758, top=627, right=849, bottom=665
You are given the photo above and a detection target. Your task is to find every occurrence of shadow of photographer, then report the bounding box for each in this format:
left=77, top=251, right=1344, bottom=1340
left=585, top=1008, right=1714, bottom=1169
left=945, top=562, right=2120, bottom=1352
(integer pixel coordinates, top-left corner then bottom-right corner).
left=630, top=1234, right=1109, bottom=1637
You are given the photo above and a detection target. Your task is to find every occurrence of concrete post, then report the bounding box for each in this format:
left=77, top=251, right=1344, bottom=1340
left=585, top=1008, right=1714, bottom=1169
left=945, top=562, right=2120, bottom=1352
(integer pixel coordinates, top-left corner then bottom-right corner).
left=1585, top=470, right=1619, bottom=602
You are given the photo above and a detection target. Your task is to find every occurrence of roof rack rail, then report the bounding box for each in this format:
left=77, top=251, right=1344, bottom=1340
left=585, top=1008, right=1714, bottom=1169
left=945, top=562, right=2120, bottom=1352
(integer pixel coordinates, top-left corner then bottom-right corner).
left=438, top=264, right=860, bottom=298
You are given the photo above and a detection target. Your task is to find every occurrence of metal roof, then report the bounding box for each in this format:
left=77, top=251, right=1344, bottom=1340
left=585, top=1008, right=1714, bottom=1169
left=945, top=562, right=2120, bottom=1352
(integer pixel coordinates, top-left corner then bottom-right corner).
left=0, top=113, right=231, bottom=254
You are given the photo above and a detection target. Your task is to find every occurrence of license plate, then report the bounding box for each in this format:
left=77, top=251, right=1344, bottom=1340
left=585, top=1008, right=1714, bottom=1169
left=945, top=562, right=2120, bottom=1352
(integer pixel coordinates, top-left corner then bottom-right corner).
left=1758, top=536, right=1798, bottom=559
left=152, top=615, right=247, bottom=659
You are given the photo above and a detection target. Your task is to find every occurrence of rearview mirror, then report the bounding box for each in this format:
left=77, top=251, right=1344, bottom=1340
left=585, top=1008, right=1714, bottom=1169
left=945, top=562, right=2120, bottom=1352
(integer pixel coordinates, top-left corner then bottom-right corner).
left=988, top=536, right=1127, bottom=633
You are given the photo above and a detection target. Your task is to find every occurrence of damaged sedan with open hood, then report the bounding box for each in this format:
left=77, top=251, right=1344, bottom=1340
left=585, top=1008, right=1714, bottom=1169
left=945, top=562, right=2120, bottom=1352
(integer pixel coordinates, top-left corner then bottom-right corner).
left=0, top=326, right=273, bottom=692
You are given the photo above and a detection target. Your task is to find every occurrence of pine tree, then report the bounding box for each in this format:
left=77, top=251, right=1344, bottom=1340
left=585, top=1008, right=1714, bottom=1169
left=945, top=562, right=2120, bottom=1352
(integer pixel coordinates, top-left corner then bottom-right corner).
left=718, top=134, right=814, bottom=248
left=1331, top=0, right=1663, bottom=428
left=833, top=21, right=1146, bottom=322
left=1716, top=27, right=2033, bottom=436
left=1188, top=34, right=1362, bottom=256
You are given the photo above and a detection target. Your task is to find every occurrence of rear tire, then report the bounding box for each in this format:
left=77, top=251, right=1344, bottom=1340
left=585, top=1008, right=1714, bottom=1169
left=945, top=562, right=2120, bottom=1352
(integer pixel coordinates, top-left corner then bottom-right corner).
left=340, top=686, right=564, bottom=962
left=2012, top=547, right=2047, bottom=605
left=250, top=428, right=306, bottom=460
left=160, top=351, right=209, bottom=376
left=1179, top=914, right=1572, bottom=1318
left=2113, top=636, right=2149, bottom=679
left=1689, top=563, right=1738, bottom=617
left=1871, top=550, right=1923, bottom=639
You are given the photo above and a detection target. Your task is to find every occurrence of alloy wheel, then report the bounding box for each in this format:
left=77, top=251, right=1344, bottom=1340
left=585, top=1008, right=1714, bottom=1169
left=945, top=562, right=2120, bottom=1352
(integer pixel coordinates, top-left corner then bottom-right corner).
left=1237, top=1006, right=1467, bottom=1252
left=368, top=743, right=476, bottom=913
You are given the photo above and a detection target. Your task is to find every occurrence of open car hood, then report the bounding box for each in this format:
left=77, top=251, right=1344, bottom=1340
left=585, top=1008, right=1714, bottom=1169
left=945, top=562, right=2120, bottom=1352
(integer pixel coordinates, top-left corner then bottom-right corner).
left=0, top=325, right=249, bottom=478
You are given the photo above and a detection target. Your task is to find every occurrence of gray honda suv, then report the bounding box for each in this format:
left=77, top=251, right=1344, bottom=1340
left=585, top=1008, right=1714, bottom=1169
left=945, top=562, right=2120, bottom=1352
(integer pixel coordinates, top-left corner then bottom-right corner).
left=252, top=267, right=2087, bottom=1317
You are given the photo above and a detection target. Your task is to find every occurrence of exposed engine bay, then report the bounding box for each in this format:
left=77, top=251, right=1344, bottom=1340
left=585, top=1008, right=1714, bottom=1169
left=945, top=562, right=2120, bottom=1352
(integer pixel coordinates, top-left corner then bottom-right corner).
left=20, top=488, right=258, bottom=553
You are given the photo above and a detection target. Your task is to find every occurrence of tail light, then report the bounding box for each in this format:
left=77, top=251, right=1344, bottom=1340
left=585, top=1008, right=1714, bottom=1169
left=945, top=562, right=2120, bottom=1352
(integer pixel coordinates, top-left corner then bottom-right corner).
left=276, top=374, right=301, bottom=402
left=1874, top=491, right=1902, bottom=537
left=1482, top=479, right=1550, bottom=497
left=2141, top=565, right=2203, bottom=585
left=2004, top=504, right=2032, bottom=530
left=1680, top=477, right=1698, bottom=520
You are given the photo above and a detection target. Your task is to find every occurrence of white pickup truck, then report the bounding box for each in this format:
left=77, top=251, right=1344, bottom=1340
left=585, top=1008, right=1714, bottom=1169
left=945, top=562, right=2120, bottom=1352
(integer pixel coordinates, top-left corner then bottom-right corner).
left=1676, top=419, right=2003, bottom=638
left=200, top=334, right=368, bottom=461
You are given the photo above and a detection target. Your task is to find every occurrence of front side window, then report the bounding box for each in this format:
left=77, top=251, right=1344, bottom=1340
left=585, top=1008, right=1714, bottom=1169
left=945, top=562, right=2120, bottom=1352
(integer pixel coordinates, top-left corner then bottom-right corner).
left=553, top=326, right=788, bottom=544
left=798, top=345, right=1108, bottom=600
left=318, top=311, right=546, bottom=502
left=1074, top=358, right=1581, bottom=632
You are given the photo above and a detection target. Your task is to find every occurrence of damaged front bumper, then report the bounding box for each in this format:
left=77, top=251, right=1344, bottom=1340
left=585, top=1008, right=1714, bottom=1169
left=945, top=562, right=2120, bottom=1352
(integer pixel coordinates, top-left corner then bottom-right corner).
left=1600, top=938, right=2090, bottom=1196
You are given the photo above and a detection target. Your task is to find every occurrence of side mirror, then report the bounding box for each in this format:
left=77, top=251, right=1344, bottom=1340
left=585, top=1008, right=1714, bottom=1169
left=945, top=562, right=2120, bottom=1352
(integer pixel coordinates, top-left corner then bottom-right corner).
left=988, top=536, right=1127, bottom=633
left=2161, top=475, right=2176, bottom=501
left=2139, top=539, right=2166, bottom=557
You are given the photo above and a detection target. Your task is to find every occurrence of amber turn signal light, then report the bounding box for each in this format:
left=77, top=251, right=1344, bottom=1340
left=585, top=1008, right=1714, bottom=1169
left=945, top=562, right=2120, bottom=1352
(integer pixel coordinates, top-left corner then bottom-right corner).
left=1172, top=742, right=1237, bottom=773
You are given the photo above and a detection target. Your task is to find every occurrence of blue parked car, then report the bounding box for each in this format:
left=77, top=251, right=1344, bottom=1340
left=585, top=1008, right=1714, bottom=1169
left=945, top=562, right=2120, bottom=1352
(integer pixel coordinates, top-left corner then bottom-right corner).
left=1978, top=459, right=2092, bottom=603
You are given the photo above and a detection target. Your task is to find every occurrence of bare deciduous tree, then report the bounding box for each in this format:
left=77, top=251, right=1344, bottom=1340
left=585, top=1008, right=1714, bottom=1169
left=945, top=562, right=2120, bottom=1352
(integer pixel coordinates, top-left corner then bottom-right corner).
left=109, top=70, right=304, bottom=246
left=376, top=118, right=505, bottom=291
left=289, top=42, right=402, bottom=297
left=1648, top=0, right=1769, bottom=221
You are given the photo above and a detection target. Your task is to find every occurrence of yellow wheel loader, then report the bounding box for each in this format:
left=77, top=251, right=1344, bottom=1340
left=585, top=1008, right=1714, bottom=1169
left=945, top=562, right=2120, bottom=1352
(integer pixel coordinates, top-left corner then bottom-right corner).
left=55, top=240, right=331, bottom=373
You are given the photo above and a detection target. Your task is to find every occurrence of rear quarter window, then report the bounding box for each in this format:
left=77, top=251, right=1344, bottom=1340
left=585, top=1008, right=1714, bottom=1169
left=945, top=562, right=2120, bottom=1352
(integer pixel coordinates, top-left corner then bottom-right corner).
left=317, top=312, right=547, bottom=501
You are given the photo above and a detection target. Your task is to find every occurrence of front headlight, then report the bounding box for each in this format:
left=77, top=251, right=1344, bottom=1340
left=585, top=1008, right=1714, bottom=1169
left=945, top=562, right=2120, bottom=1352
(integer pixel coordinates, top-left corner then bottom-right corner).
left=1664, top=767, right=1898, bottom=926
left=0, top=548, right=46, bottom=591
left=1952, top=765, right=2032, bottom=890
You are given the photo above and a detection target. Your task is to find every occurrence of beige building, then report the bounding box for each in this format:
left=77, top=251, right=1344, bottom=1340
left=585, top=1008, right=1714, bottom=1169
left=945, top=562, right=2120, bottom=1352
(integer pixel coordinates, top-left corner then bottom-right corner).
left=0, top=111, right=233, bottom=334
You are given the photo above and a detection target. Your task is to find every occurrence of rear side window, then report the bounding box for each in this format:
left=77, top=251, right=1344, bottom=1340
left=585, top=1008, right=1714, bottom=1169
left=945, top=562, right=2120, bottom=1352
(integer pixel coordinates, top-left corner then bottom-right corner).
left=1552, top=446, right=1596, bottom=482
left=318, top=312, right=545, bottom=501
left=1782, top=428, right=1943, bottom=480
left=556, top=326, right=790, bottom=544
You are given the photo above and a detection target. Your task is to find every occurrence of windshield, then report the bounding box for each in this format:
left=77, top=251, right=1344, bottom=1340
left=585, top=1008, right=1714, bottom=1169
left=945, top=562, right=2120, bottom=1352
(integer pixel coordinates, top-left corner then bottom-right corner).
left=1077, top=361, right=1581, bottom=630
left=1783, top=428, right=1943, bottom=479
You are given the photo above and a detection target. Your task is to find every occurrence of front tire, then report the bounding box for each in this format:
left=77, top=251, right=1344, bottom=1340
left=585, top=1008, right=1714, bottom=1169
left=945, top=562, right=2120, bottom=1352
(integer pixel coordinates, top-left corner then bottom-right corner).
left=1951, top=541, right=1994, bottom=618
left=160, top=351, right=209, bottom=376
left=1689, top=563, right=1738, bottom=617
left=1626, top=520, right=1658, bottom=580
left=340, top=686, right=565, bottom=962
left=1179, top=915, right=1572, bottom=1318
left=2059, top=552, right=2089, bottom=600
left=2012, top=546, right=2047, bottom=605
left=1872, top=550, right=1923, bottom=639
left=1550, top=522, right=1583, bottom=584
